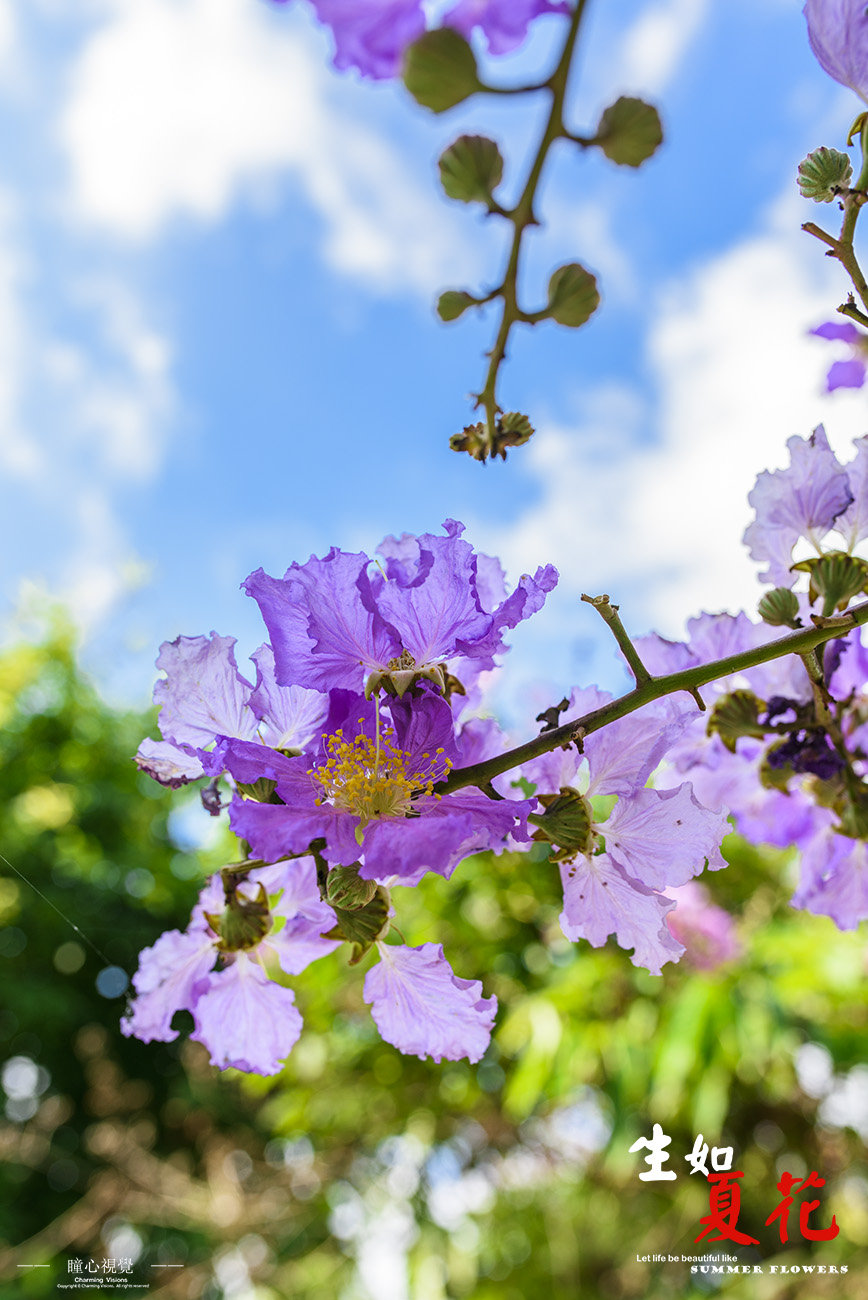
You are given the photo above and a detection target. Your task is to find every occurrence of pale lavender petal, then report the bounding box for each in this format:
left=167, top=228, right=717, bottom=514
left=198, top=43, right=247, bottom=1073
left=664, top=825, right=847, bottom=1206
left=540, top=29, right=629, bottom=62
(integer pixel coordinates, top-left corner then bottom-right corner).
left=134, top=737, right=205, bottom=787
left=837, top=436, right=868, bottom=547
left=191, top=955, right=303, bottom=1075
left=603, top=784, right=729, bottom=889
left=364, top=943, right=496, bottom=1063
left=584, top=708, right=682, bottom=797
left=445, top=0, right=570, bottom=55
left=560, top=855, right=684, bottom=975
left=249, top=645, right=328, bottom=751
left=827, top=358, right=867, bottom=391
left=804, top=0, right=868, bottom=102
left=121, top=930, right=215, bottom=1043
left=793, top=823, right=868, bottom=928
left=743, top=427, right=853, bottom=586
left=154, top=634, right=258, bottom=748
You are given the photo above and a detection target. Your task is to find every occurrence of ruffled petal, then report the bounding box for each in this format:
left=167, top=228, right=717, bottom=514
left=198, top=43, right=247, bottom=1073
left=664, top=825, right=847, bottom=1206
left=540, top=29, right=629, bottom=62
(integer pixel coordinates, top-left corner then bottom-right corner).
left=121, top=930, right=215, bottom=1043
left=190, top=956, right=303, bottom=1075
left=153, top=633, right=258, bottom=748
left=364, top=942, right=496, bottom=1062
left=602, top=784, right=729, bottom=889
left=560, top=854, right=684, bottom=975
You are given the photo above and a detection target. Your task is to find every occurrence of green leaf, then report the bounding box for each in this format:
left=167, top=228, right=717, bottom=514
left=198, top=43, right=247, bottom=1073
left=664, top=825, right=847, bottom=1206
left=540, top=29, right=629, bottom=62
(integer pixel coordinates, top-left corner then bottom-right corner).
left=596, top=96, right=663, bottom=167
left=546, top=263, right=600, bottom=328
left=438, top=134, right=503, bottom=203
left=402, top=29, right=481, bottom=114
left=437, top=289, right=477, bottom=322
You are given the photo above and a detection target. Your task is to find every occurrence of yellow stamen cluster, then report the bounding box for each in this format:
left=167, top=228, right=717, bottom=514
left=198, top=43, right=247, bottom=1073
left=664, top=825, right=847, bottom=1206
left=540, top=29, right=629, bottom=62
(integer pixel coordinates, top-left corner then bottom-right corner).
left=310, top=722, right=452, bottom=824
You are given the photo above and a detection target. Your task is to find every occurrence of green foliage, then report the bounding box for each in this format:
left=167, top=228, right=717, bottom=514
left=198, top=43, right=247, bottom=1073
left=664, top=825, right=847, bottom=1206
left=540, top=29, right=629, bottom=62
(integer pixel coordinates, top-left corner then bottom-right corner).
left=437, top=290, right=477, bottom=322
left=1, top=628, right=867, bottom=1297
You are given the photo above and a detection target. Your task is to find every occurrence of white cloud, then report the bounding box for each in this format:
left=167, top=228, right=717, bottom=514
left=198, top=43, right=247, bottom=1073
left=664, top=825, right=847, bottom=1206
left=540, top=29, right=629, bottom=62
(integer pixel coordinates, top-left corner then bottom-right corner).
left=481, top=185, right=868, bottom=645
left=59, top=0, right=473, bottom=294
left=613, top=0, right=711, bottom=98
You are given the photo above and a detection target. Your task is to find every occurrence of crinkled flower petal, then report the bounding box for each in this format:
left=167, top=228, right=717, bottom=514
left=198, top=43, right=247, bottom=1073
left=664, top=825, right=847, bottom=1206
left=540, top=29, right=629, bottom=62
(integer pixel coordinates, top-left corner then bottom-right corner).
left=743, top=426, right=853, bottom=586
left=153, top=633, right=258, bottom=748
left=121, top=930, right=215, bottom=1043
left=603, top=784, right=729, bottom=889
left=445, top=0, right=570, bottom=55
left=826, top=357, right=867, bottom=391
left=804, top=0, right=868, bottom=102
left=792, top=823, right=868, bottom=928
left=836, top=436, right=868, bottom=547
left=311, top=0, right=426, bottom=79
left=134, top=738, right=205, bottom=787
left=559, top=855, right=683, bottom=975
left=191, top=956, right=303, bottom=1075
left=245, top=552, right=398, bottom=692
left=249, top=645, right=328, bottom=751
left=584, top=707, right=683, bottom=797
left=364, top=942, right=496, bottom=1062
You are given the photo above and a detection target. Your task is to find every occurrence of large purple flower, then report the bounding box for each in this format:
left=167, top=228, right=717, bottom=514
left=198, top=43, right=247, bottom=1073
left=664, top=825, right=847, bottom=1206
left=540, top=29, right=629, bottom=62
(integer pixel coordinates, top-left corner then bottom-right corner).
left=224, top=688, right=532, bottom=883
left=523, top=691, right=729, bottom=975
left=804, top=1, right=868, bottom=102
left=243, top=520, right=557, bottom=698
left=121, top=859, right=339, bottom=1076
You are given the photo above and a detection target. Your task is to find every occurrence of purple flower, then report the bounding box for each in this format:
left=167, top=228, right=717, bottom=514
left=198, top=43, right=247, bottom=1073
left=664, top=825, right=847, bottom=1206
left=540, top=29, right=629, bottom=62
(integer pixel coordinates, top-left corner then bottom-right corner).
left=793, top=820, right=868, bottom=927
left=444, top=0, right=570, bottom=56
left=665, top=882, right=741, bottom=971
left=743, top=426, right=854, bottom=587
left=811, top=320, right=868, bottom=392
left=364, top=942, right=496, bottom=1062
left=122, top=860, right=339, bottom=1075
left=804, top=1, right=868, bottom=102
left=244, top=521, right=557, bottom=698
left=523, top=696, right=729, bottom=974
left=269, top=1, right=425, bottom=80
left=135, top=633, right=328, bottom=788
left=225, top=688, right=532, bottom=884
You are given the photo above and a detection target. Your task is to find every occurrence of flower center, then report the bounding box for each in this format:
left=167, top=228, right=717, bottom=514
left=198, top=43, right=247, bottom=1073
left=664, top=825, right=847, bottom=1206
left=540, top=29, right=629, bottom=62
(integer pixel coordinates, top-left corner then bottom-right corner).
left=312, top=716, right=451, bottom=825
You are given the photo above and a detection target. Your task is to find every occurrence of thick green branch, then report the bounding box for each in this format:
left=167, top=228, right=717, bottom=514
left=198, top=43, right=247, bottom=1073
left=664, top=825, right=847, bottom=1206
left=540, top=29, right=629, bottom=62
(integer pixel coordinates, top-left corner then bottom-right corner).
left=437, top=600, right=868, bottom=795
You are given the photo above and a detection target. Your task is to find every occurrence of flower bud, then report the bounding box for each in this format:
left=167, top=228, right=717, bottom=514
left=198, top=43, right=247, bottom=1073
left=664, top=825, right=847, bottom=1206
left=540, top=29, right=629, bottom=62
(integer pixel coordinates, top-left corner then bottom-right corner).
left=529, top=786, right=597, bottom=863
left=707, top=690, right=767, bottom=754
left=206, top=882, right=271, bottom=953
left=595, top=96, right=663, bottom=167
left=792, top=551, right=868, bottom=616
left=439, top=134, right=504, bottom=204
left=326, top=865, right=378, bottom=909
left=797, top=146, right=853, bottom=202
left=758, top=587, right=801, bottom=628
left=403, top=29, right=481, bottom=114
left=546, top=263, right=600, bottom=328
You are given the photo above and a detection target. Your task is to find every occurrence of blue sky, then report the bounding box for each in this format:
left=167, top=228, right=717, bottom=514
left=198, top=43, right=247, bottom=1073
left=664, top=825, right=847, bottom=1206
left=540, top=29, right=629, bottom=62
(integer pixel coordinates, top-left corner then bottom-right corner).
left=2, top=0, right=868, bottom=719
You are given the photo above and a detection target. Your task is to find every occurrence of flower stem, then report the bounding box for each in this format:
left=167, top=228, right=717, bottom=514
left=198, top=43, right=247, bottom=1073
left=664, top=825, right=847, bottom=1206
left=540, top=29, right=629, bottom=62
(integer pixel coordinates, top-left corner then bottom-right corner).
left=474, top=0, right=589, bottom=451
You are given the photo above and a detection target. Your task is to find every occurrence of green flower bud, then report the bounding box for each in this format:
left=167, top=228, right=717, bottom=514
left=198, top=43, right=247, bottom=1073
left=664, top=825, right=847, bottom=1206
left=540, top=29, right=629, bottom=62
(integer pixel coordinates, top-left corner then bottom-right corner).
left=758, top=587, right=801, bottom=628
left=528, top=786, right=597, bottom=863
left=325, top=887, right=391, bottom=965
left=439, top=134, right=503, bottom=204
left=595, top=96, right=663, bottom=167
left=206, top=882, right=271, bottom=953
left=707, top=690, right=767, bottom=754
left=403, top=29, right=481, bottom=114
left=797, top=147, right=852, bottom=202
left=792, top=551, right=868, bottom=616
left=326, top=865, right=378, bottom=909
left=546, top=263, right=600, bottom=328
